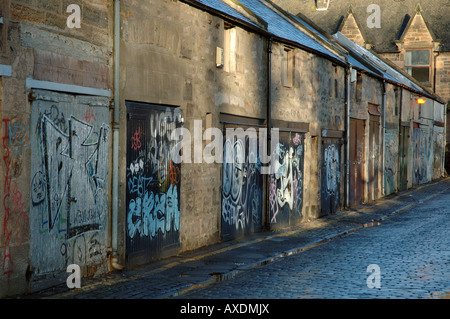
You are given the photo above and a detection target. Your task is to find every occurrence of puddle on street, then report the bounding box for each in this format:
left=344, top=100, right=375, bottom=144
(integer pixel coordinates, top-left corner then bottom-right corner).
left=429, top=291, right=450, bottom=299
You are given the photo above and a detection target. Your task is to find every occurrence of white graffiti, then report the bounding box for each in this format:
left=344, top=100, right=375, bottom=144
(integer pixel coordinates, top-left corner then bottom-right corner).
left=40, top=114, right=109, bottom=237
left=273, top=143, right=302, bottom=210
left=270, top=137, right=303, bottom=224
left=221, top=137, right=262, bottom=236
left=324, top=143, right=340, bottom=195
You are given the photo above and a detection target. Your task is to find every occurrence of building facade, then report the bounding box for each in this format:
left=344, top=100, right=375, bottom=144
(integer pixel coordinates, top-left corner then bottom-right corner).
left=271, top=0, right=450, bottom=172
left=0, top=0, right=446, bottom=297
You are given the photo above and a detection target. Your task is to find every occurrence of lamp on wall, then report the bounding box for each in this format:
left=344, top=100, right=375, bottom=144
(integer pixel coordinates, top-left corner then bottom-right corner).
left=415, top=97, right=426, bottom=104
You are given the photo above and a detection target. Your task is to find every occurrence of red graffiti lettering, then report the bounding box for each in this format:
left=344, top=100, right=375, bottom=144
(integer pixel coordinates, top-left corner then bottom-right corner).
left=83, top=108, right=96, bottom=123
left=131, top=127, right=143, bottom=151
left=1, top=119, right=29, bottom=278
left=168, top=160, right=180, bottom=186
left=2, top=119, right=13, bottom=277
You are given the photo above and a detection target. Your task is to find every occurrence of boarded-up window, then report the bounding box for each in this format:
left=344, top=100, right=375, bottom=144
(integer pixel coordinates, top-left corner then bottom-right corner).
left=315, top=0, right=330, bottom=11
left=224, top=24, right=237, bottom=73
left=282, top=47, right=294, bottom=87
left=356, top=71, right=362, bottom=102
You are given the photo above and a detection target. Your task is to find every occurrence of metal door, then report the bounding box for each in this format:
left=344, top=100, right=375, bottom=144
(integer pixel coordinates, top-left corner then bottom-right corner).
left=321, top=138, right=341, bottom=216
left=368, top=115, right=380, bottom=202
left=269, top=131, right=304, bottom=229
left=349, top=118, right=365, bottom=207
left=221, top=124, right=264, bottom=241
left=399, top=125, right=409, bottom=191
left=125, top=102, right=182, bottom=265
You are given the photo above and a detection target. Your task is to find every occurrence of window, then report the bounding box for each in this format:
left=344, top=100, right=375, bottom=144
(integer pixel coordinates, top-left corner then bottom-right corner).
left=282, top=47, right=294, bottom=87
left=405, top=50, right=431, bottom=84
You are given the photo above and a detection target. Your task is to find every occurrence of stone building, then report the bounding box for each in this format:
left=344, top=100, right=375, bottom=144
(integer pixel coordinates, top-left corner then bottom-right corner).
left=270, top=0, right=450, bottom=172
left=0, top=0, right=445, bottom=298
left=0, top=0, right=113, bottom=297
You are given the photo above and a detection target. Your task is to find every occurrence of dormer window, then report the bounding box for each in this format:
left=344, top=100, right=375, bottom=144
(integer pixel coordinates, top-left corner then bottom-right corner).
left=405, top=49, right=431, bottom=84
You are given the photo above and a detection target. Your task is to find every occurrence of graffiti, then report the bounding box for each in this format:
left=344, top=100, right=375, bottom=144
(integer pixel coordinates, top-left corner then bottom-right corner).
left=83, top=108, right=96, bottom=124
left=269, top=175, right=279, bottom=223
left=35, top=104, right=67, bottom=134
left=167, top=160, right=180, bottom=186
left=39, top=114, right=109, bottom=237
left=130, top=126, right=143, bottom=151
left=433, top=132, right=444, bottom=179
left=126, top=157, right=180, bottom=239
left=69, top=233, right=104, bottom=267
left=292, top=133, right=301, bottom=146
left=126, top=105, right=182, bottom=263
left=323, top=143, right=339, bottom=196
left=8, top=121, right=29, bottom=156
left=2, top=119, right=29, bottom=278
left=413, top=127, right=428, bottom=185
left=29, top=96, right=111, bottom=277
left=321, top=140, right=341, bottom=216
left=31, top=171, right=46, bottom=205
left=2, top=118, right=13, bottom=277
left=384, top=133, right=398, bottom=194
left=270, top=133, right=304, bottom=225
left=221, top=135, right=263, bottom=239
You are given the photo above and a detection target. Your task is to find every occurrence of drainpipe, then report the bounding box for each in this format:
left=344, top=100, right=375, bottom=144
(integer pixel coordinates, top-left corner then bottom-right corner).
left=382, top=80, right=386, bottom=197
left=111, top=0, right=123, bottom=271
left=444, top=102, right=448, bottom=177
left=397, top=87, right=403, bottom=190
left=267, top=37, right=272, bottom=141
left=265, top=37, right=273, bottom=230
left=433, top=46, right=440, bottom=93
left=345, top=66, right=351, bottom=208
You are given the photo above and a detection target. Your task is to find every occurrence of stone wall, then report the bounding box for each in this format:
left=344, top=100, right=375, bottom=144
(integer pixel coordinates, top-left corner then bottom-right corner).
left=0, top=0, right=112, bottom=297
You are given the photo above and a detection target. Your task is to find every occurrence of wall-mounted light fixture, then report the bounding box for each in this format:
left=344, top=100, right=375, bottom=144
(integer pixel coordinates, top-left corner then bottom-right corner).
left=415, top=97, right=426, bottom=104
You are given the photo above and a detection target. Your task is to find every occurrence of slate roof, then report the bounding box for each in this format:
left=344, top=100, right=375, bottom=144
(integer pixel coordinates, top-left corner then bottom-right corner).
left=191, top=0, right=344, bottom=62
left=285, top=0, right=450, bottom=51
left=184, top=0, right=443, bottom=101
left=192, top=0, right=260, bottom=28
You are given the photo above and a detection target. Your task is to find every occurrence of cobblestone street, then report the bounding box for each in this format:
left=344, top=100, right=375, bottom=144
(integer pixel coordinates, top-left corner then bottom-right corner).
left=175, top=188, right=450, bottom=299
left=20, top=178, right=450, bottom=303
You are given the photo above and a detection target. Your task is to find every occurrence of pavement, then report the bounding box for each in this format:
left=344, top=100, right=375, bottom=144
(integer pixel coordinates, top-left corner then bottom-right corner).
left=19, top=177, right=450, bottom=299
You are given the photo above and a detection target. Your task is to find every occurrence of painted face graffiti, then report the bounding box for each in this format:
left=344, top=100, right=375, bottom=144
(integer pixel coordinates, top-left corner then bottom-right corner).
left=269, top=133, right=304, bottom=225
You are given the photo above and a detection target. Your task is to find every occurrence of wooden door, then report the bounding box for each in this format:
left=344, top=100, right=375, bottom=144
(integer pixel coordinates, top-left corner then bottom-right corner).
left=349, top=118, right=365, bottom=207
